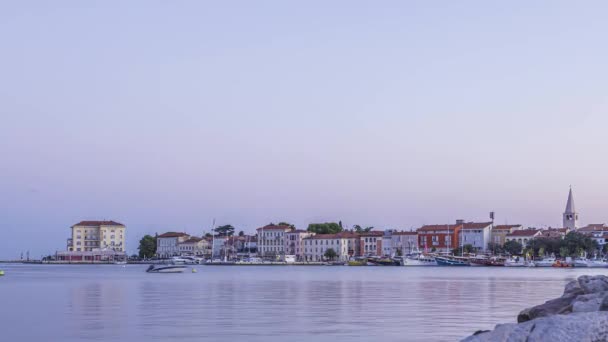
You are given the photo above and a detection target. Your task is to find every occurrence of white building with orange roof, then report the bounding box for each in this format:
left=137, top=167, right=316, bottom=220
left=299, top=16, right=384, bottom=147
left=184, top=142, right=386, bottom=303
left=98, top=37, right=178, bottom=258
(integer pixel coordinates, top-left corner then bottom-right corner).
left=256, top=224, right=295, bottom=258
left=285, top=230, right=315, bottom=261
left=156, top=232, right=190, bottom=257
left=491, top=225, right=523, bottom=246
left=303, top=232, right=359, bottom=262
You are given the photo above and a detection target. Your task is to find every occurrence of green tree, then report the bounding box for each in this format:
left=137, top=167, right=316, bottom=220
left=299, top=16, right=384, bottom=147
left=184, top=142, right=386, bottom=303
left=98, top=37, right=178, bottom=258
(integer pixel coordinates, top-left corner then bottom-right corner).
left=138, top=235, right=157, bottom=258
left=307, top=222, right=343, bottom=234
left=396, top=248, right=403, bottom=257
left=487, top=242, right=505, bottom=255
left=353, top=225, right=374, bottom=233
left=324, top=248, right=337, bottom=261
left=559, top=246, right=570, bottom=258
left=277, top=222, right=295, bottom=228
left=238, top=231, right=244, bottom=237
left=214, top=225, right=235, bottom=236
left=204, top=232, right=213, bottom=238
left=452, top=244, right=474, bottom=255
left=504, top=240, right=523, bottom=255
left=562, top=232, right=598, bottom=256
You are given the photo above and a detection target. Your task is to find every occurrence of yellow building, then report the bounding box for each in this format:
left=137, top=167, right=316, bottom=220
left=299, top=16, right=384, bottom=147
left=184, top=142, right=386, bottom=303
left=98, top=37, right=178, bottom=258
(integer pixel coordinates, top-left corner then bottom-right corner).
left=68, top=220, right=126, bottom=252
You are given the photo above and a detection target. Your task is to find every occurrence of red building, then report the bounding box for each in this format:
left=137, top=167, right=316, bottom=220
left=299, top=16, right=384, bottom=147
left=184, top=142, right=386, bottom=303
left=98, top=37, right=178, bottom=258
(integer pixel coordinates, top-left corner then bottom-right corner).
left=417, top=224, right=462, bottom=253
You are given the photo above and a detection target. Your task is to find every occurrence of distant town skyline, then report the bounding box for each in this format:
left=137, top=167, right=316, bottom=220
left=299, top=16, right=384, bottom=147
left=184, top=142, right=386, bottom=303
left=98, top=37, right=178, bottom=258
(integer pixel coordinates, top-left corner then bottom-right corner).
left=3, top=1, right=608, bottom=259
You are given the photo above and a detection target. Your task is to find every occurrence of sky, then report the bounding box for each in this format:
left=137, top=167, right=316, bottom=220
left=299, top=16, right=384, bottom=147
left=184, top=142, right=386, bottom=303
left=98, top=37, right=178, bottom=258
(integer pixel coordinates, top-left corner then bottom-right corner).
left=2, top=1, right=608, bottom=259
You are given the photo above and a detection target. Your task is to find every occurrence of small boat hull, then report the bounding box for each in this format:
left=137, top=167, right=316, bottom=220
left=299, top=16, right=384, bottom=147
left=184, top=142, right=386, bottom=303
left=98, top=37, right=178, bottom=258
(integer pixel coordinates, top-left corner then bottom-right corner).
left=146, top=265, right=187, bottom=273
left=435, top=256, right=470, bottom=266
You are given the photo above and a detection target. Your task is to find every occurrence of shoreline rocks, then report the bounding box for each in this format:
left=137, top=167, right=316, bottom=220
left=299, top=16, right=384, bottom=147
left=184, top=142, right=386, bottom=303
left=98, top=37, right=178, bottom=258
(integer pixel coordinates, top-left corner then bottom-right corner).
left=462, top=275, right=608, bottom=342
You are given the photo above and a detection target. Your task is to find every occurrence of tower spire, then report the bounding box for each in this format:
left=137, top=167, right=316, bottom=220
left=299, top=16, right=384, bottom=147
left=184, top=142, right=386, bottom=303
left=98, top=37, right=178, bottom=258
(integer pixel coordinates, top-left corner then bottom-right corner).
left=563, top=187, right=579, bottom=229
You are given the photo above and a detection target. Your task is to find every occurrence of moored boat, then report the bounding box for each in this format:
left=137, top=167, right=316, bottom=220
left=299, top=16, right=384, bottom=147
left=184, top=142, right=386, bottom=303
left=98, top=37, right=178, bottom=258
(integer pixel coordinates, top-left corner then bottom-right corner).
left=552, top=260, right=572, bottom=268
left=534, top=257, right=556, bottom=267
left=146, top=265, right=187, bottom=273
left=588, top=259, right=608, bottom=268
left=504, top=257, right=526, bottom=267
left=401, top=253, right=437, bottom=266
left=435, top=256, right=470, bottom=266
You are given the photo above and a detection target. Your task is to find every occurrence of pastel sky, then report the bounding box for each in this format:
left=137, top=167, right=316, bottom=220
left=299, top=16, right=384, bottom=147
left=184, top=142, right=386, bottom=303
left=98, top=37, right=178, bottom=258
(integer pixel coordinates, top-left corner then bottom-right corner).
left=2, top=1, right=608, bottom=259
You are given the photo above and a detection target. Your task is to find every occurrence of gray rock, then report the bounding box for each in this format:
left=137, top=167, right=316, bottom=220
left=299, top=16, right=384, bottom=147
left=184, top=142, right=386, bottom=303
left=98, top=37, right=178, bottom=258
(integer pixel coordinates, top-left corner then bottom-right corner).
left=462, top=312, right=608, bottom=342
left=578, top=275, right=608, bottom=294
left=465, top=276, right=608, bottom=341
left=571, top=292, right=607, bottom=313
left=517, top=294, right=575, bottom=323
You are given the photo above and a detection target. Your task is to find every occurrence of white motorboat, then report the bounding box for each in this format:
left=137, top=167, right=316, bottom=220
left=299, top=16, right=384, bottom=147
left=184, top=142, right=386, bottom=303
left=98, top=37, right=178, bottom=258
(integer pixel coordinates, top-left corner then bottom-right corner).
left=587, top=259, right=608, bottom=268
left=504, top=257, right=526, bottom=267
left=534, top=257, right=556, bottom=267
left=401, top=253, right=437, bottom=266
left=146, top=265, right=187, bottom=273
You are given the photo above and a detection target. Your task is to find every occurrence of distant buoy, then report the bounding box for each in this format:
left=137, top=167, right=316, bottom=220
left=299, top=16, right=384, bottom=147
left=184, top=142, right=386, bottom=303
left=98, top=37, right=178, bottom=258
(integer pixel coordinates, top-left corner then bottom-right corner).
left=192, top=268, right=197, bottom=273
left=0, top=270, right=4, bottom=276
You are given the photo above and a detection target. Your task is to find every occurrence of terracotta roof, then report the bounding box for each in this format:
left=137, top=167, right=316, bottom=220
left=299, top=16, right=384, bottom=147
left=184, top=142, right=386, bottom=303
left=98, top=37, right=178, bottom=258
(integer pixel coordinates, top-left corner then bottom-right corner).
left=182, top=237, right=204, bottom=243
left=308, top=232, right=359, bottom=239
left=579, top=224, right=608, bottom=232
left=461, top=222, right=493, bottom=230
left=417, top=224, right=463, bottom=232
left=506, top=229, right=540, bottom=237
left=72, top=220, right=124, bottom=227
left=358, top=231, right=384, bottom=237
left=287, top=229, right=310, bottom=234
left=493, top=225, right=522, bottom=230
left=158, top=232, right=189, bottom=238
left=256, top=224, right=295, bottom=231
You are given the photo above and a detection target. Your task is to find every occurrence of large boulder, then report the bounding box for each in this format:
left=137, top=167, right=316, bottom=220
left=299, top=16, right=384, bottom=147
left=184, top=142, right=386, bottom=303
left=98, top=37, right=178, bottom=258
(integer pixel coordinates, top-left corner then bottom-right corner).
left=463, top=275, right=608, bottom=341
left=462, top=312, right=608, bottom=342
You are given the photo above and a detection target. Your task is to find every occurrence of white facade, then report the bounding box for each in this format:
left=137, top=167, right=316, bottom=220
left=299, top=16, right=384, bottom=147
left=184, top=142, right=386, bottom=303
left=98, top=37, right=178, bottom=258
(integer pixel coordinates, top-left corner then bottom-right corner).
left=257, top=224, right=294, bottom=257
left=303, top=233, right=357, bottom=262
left=156, top=232, right=190, bottom=258
left=459, top=222, right=493, bottom=252
left=285, top=230, right=315, bottom=260
left=68, top=221, right=126, bottom=253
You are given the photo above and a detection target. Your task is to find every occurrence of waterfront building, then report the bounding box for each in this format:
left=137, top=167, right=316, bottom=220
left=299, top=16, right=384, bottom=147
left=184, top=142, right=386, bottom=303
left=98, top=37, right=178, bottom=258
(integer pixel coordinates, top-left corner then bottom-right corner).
left=285, top=230, right=315, bottom=261
left=505, top=229, right=541, bottom=245
left=303, top=232, right=358, bottom=262
left=156, top=232, right=190, bottom=258
left=67, top=220, right=126, bottom=252
left=256, top=224, right=295, bottom=258
left=390, top=231, right=419, bottom=255
left=579, top=224, right=608, bottom=247
left=459, top=221, right=493, bottom=252
left=359, top=231, right=384, bottom=256
left=178, top=236, right=211, bottom=257
left=491, top=225, right=523, bottom=246
left=563, top=187, right=579, bottom=230
left=212, top=235, right=228, bottom=258
left=538, top=227, right=570, bottom=239
left=417, top=224, right=462, bottom=253
left=381, top=230, right=418, bottom=256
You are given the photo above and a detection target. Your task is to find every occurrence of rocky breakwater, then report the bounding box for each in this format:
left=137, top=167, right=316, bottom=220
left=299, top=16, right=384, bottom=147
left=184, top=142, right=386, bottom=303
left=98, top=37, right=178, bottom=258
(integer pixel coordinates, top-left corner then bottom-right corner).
left=462, top=275, right=608, bottom=342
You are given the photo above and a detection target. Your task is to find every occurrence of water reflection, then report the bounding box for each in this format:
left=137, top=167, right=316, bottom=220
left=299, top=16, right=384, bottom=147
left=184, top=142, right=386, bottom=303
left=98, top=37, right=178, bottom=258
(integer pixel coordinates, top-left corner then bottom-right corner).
left=2, top=265, right=607, bottom=342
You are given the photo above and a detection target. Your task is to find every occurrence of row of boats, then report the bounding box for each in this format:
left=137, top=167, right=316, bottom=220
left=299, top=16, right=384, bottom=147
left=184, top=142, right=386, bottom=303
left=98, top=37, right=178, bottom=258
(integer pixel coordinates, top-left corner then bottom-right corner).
left=395, top=253, right=608, bottom=268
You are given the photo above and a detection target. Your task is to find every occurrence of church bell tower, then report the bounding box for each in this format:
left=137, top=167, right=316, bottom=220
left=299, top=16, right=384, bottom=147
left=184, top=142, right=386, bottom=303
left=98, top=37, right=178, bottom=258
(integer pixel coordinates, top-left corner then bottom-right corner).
left=563, top=187, right=579, bottom=229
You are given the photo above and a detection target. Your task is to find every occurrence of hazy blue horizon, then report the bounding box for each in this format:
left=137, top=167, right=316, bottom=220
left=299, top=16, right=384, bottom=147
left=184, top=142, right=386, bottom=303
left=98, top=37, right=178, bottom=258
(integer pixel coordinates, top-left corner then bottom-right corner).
left=3, top=1, right=608, bottom=259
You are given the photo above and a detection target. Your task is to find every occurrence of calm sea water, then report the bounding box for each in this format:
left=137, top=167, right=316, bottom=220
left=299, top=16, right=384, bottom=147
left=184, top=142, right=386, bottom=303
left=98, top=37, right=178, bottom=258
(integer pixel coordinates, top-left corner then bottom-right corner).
left=1, top=264, right=606, bottom=341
